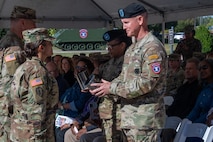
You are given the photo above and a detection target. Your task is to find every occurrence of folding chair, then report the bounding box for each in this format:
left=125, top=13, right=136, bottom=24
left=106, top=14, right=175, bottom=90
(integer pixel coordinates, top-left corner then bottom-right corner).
left=205, top=125, right=213, bottom=142
left=174, top=119, right=208, bottom=142
left=158, top=116, right=182, bottom=142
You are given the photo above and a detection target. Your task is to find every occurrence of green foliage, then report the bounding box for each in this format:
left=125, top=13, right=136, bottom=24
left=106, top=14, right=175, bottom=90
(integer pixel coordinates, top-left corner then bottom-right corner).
left=48, top=28, right=57, bottom=36
left=195, top=26, right=213, bottom=53
left=175, top=19, right=194, bottom=32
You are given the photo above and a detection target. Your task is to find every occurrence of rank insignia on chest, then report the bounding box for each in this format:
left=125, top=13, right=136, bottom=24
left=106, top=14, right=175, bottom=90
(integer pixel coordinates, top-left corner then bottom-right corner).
left=151, top=63, right=161, bottom=74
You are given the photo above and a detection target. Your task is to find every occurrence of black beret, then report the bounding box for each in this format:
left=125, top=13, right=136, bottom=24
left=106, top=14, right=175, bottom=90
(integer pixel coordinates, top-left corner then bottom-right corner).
left=103, top=29, right=126, bottom=42
left=118, top=3, right=147, bottom=19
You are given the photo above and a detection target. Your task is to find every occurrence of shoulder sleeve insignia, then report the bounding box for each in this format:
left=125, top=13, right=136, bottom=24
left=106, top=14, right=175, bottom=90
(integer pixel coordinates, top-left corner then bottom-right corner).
left=151, top=63, right=161, bottom=74
left=4, top=54, right=16, bottom=62
left=30, top=78, right=43, bottom=87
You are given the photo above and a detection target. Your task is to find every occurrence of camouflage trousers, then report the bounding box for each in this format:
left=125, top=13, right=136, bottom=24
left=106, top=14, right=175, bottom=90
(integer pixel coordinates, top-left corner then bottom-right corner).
left=0, top=116, right=10, bottom=142
left=103, top=119, right=123, bottom=142
left=10, top=119, right=47, bottom=142
left=123, top=129, right=159, bottom=142
left=46, top=114, right=55, bottom=142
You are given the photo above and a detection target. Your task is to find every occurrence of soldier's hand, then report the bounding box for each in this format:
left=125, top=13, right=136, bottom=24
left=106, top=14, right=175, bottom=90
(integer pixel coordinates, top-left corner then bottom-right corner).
left=89, top=79, right=110, bottom=97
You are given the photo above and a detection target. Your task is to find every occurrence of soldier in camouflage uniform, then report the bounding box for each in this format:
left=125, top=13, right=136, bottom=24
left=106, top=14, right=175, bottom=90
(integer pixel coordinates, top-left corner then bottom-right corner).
left=0, top=6, right=36, bottom=142
left=165, top=53, right=185, bottom=97
left=10, top=28, right=59, bottom=142
left=85, top=29, right=132, bottom=142
left=174, top=25, right=202, bottom=68
left=98, top=29, right=132, bottom=142
left=90, top=3, right=167, bottom=142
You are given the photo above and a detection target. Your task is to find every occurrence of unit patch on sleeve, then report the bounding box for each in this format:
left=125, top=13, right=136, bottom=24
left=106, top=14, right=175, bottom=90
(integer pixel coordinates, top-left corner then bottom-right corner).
left=151, top=63, right=161, bottom=74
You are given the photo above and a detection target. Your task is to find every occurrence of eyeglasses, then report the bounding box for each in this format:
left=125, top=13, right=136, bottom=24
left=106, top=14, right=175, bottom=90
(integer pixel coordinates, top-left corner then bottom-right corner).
left=107, top=42, right=122, bottom=49
left=199, top=65, right=208, bottom=71
left=76, top=65, right=87, bottom=71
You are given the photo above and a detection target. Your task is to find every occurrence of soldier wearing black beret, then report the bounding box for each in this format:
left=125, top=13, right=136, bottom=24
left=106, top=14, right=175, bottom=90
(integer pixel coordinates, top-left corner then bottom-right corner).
left=89, top=3, right=167, bottom=142
left=103, top=29, right=132, bottom=48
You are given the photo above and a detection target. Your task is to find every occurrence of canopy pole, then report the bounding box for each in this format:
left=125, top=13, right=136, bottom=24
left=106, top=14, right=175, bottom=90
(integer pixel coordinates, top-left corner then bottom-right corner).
left=162, top=14, right=165, bottom=45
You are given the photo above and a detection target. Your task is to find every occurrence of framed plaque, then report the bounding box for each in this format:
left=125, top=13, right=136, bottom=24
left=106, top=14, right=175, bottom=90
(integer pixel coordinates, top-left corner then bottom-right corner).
left=76, top=70, right=97, bottom=90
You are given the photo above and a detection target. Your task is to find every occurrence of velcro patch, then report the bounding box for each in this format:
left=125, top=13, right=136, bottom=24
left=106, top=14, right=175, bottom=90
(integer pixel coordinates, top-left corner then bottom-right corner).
left=148, top=54, right=159, bottom=60
left=30, top=78, right=43, bottom=87
left=151, top=63, right=161, bottom=74
left=5, top=54, right=16, bottom=62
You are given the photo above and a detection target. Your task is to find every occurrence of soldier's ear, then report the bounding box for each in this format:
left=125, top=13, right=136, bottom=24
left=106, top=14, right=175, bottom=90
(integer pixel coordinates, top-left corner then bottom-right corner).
left=38, top=44, right=44, bottom=52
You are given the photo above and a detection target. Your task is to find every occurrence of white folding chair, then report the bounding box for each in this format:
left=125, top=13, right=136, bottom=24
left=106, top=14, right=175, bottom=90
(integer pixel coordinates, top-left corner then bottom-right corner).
left=205, top=125, right=213, bottom=142
left=174, top=119, right=208, bottom=142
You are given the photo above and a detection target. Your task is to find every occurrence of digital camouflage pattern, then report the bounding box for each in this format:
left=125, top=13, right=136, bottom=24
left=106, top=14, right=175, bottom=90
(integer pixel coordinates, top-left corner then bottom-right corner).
left=174, top=38, right=202, bottom=64
left=0, top=45, right=25, bottom=141
left=22, top=28, right=54, bottom=43
left=0, top=31, right=24, bottom=50
left=109, top=32, right=167, bottom=141
left=165, top=68, right=185, bottom=96
left=10, top=57, right=59, bottom=142
left=98, top=56, right=124, bottom=142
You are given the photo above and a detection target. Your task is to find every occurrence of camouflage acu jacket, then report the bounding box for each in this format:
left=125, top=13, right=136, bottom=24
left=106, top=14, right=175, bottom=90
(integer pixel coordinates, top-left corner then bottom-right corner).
left=109, top=32, right=168, bottom=130
left=10, top=57, right=59, bottom=142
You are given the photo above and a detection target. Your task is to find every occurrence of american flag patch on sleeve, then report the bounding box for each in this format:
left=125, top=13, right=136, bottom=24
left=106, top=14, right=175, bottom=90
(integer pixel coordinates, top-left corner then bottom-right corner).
left=4, top=54, right=16, bottom=62
left=30, top=78, right=43, bottom=87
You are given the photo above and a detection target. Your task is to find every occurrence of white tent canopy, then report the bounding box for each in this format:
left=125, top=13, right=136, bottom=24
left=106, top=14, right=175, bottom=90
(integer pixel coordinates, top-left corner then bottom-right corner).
left=0, top=0, right=213, bottom=29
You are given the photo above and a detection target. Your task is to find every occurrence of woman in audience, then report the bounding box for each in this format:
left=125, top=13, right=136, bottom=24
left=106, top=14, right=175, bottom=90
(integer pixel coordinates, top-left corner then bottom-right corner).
left=61, top=57, right=76, bottom=86
left=187, top=59, right=213, bottom=123
left=55, top=57, right=94, bottom=142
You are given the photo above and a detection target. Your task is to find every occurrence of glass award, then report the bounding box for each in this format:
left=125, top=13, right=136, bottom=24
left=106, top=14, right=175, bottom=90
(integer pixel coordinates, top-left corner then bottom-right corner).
left=76, top=70, right=99, bottom=90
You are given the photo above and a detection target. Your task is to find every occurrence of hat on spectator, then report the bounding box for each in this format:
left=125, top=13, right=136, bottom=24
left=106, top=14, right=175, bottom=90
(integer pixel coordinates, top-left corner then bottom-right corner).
left=11, top=6, right=36, bottom=20
left=168, top=53, right=181, bottom=61
left=22, top=28, right=55, bottom=43
left=118, top=3, right=147, bottom=19
left=103, top=29, right=132, bottom=47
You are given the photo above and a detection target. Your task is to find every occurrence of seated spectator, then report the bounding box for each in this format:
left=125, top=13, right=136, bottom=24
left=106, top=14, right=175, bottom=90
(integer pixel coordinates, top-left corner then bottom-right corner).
left=53, top=54, right=64, bottom=74
left=187, top=59, right=213, bottom=123
left=46, top=61, right=69, bottom=100
left=72, top=54, right=80, bottom=67
left=55, top=57, right=94, bottom=142
left=64, top=96, right=102, bottom=142
left=165, top=53, right=185, bottom=96
left=166, top=57, right=201, bottom=118
left=61, top=57, right=76, bottom=86
left=161, top=58, right=202, bottom=142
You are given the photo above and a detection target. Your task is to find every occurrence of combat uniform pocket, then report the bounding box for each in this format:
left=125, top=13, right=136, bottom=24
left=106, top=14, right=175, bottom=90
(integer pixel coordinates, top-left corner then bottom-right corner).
left=99, top=97, right=113, bottom=119
left=120, top=103, right=165, bottom=130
